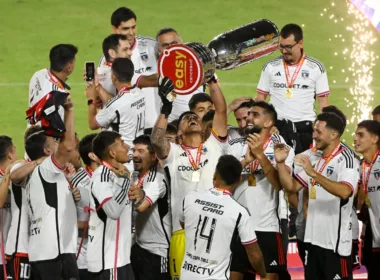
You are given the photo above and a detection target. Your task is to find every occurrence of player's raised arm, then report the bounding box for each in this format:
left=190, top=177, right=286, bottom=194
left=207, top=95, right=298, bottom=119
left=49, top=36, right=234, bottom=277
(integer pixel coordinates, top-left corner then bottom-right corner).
left=151, top=77, right=174, bottom=159
left=208, top=76, right=227, bottom=137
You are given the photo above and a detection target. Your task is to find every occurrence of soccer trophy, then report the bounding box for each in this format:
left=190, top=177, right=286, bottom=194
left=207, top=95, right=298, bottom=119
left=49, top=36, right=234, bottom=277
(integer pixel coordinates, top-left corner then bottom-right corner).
left=158, top=19, right=279, bottom=95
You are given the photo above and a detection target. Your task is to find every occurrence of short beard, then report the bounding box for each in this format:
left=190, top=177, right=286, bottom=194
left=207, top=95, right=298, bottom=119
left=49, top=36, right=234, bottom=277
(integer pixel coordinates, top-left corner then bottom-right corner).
left=244, top=125, right=262, bottom=136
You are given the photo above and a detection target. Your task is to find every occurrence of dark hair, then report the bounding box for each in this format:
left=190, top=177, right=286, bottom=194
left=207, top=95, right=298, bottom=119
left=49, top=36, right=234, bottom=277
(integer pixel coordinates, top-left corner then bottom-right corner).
left=79, top=134, right=98, bottom=166
left=155, top=28, right=178, bottom=40
left=166, top=123, right=177, bottom=135
left=25, top=131, right=47, bottom=161
left=143, top=128, right=153, bottom=135
left=188, top=93, right=213, bottom=111
left=321, top=105, right=347, bottom=129
left=316, top=112, right=346, bottom=136
left=178, top=111, right=198, bottom=128
left=24, top=125, right=43, bottom=142
left=215, top=155, right=242, bottom=185
left=252, top=101, right=277, bottom=123
left=0, top=136, right=13, bottom=162
left=49, top=44, right=78, bottom=72
left=92, top=131, right=121, bottom=160
left=102, top=34, right=128, bottom=62
left=111, top=58, right=134, bottom=83
left=169, top=119, right=179, bottom=130
left=372, top=105, right=380, bottom=115
left=235, top=100, right=255, bottom=112
left=357, top=120, right=380, bottom=139
left=280, top=24, right=303, bottom=42
left=133, top=135, right=154, bottom=153
left=202, top=110, right=215, bottom=124
left=111, top=7, right=136, bottom=27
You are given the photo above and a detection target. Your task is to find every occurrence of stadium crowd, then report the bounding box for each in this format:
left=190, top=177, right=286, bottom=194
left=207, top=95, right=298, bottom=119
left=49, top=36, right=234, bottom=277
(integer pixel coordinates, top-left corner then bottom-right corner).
left=1, top=6, right=380, bottom=280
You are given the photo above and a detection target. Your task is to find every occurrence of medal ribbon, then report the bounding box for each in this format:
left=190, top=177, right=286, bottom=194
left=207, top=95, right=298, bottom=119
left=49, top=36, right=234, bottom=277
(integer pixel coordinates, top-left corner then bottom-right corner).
left=283, top=54, right=306, bottom=89
left=312, top=143, right=345, bottom=186
left=249, top=136, right=272, bottom=173
left=181, top=143, right=203, bottom=171
left=361, top=150, right=380, bottom=195
left=118, top=86, right=131, bottom=95
left=84, top=166, right=93, bottom=178
left=137, top=170, right=150, bottom=188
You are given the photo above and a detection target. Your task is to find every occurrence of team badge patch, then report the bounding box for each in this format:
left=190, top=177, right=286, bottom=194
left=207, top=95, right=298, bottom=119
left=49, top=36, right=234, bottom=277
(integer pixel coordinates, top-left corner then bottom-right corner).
left=202, top=146, right=208, bottom=154
left=326, top=166, right=334, bottom=177
left=266, top=153, right=274, bottom=161
left=301, top=70, right=309, bottom=78
left=374, top=170, right=380, bottom=180
left=141, top=52, right=148, bottom=61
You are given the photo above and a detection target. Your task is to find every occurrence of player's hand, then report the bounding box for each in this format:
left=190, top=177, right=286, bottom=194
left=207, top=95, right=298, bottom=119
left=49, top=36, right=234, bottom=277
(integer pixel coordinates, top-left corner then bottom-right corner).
left=83, top=67, right=100, bottom=88
left=158, top=76, right=175, bottom=117
left=207, top=74, right=219, bottom=84
left=270, top=126, right=279, bottom=135
left=274, top=143, right=289, bottom=164
left=294, top=154, right=316, bottom=177
left=228, top=97, right=252, bottom=114
left=110, top=162, right=130, bottom=178
left=128, top=185, right=145, bottom=204
left=85, top=82, right=98, bottom=100
left=247, top=133, right=264, bottom=158
left=63, top=163, right=76, bottom=181
left=71, top=187, right=81, bottom=202
left=245, top=142, right=256, bottom=164
left=63, top=95, right=74, bottom=110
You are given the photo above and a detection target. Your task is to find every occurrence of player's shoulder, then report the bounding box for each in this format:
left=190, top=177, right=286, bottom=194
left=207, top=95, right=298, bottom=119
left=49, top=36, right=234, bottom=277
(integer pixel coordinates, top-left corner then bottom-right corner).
left=136, top=35, right=156, bottom=48
left=71, top=168, right=91, bottom=188
left=98, top=55, right=106, bottom=67
left=146, top=164, right=166, bottom=183
left=104, top=92, right=126, bottom=109
left=93, top=165, right=114, bottom=183
left=229, top=196, right=251, bottom=216
left=339, top=142, right=358, bottom=168
left=305, top=55, right=326, bottom=73
left=228, top=136, right=246, bottom=146
left=262, top=55, right=283, bottom=71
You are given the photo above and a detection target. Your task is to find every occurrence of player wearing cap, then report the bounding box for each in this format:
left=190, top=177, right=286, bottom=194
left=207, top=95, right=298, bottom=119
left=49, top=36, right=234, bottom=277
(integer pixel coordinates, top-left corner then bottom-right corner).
left=151, top=75, right=228, bottom=280
left=180, top=155, right=267, bottom=280
left=354, top=120, right=380, bottom=279
left=275, top=108, right=359, bottom=280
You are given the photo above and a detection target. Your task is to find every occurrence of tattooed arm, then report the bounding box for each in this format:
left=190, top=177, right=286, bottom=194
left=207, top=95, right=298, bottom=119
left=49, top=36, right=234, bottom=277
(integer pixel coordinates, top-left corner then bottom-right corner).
left=151, top=114, right=171, bottom=159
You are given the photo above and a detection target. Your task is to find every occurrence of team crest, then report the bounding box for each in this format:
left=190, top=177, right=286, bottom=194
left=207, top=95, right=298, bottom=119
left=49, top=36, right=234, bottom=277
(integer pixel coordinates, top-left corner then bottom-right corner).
left=301, top=70, right=309, bottom=78
left=267, top=153, right=274, bottom=161
left=326, top=166, right=334, bottom=177
left=374, top=170, right=380, bottom=180
left=141, top=52, right=148, bottom=61
left=202, top=146, right=208, bottom=154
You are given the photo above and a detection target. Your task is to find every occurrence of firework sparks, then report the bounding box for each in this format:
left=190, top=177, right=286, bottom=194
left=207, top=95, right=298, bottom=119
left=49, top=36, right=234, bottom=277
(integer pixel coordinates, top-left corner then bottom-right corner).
left=322, top=1, right=378, bottom=126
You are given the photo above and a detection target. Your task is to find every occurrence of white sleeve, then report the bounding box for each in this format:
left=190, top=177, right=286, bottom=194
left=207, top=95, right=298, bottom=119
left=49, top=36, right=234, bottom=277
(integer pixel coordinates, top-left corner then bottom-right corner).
left=143, top=177, right=166, bottom=207
left=293, top=162, right=309, bottom=187
left=256, top=64, right=271, bottom=95
left=94, top=102, right=117, bottom=128
left=315, top=64, right=330, bottom=97
left=159, top=142, right=180, bottom=166
left=131, top=73, right=144, bottom=88
left=337, top=155, right=360, bottom=194
left=238, top=209, right=258, bottom=246
left=10, top=162, right=28, bottom=187
left=284, top=146, right=295, bottom=173
left=204, top=129, right=229, bottom=152
left=76, top=186, right=90, bottom=222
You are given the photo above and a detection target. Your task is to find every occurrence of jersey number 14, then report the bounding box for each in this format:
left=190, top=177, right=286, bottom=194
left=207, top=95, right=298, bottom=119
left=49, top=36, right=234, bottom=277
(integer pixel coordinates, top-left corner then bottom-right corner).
left=194, top=215, right=217, bottom=254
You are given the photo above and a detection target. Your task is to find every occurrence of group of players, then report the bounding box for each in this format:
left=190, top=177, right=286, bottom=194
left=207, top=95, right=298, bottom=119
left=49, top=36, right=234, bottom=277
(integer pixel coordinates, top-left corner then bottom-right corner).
left=0, top=5, right=380, bottom=280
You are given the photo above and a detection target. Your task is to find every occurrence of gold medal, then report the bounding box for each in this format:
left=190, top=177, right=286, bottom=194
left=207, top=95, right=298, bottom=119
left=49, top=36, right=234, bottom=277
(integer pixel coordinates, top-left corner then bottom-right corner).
left=309, top=185, right=316, bottom=199
left=248, top=174, right=256, bottom=187
left=285, top=88, right=293, bottom=99
left=192, top=171, right=200, bottom=182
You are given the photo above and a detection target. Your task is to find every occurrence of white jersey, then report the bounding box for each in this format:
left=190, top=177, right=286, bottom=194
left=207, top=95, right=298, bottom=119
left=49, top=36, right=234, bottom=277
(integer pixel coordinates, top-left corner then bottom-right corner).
left=361, top=152, right=380, bottom=249
left=26, top=155, right=78, bottom=261
left=87, top=164, right=132, bottom=273
left=180, top=188, right=257, bottom=280
left=135, top=166, right=171, bottom=257
left=0, top=171, right=12, bottom=265
left=227, top=126, right=243, bottom=141
left=70, top=167, right=92, bottom=270
left=257, top=54, right=330, bottom=122
left=99, top=35, right=158, bottom=128
left=228, top=134, right=294, bottom=232
left=278, top=190, right=288, bottom=220
left=5, top=162, right=30, bottom=257
left=160, top=131, right=229, bottom=232
left=94, top=87, right=146, bottom=147
left=28, top=68, right=70, bottom=125
left=294, top=143, right=359, bottom=256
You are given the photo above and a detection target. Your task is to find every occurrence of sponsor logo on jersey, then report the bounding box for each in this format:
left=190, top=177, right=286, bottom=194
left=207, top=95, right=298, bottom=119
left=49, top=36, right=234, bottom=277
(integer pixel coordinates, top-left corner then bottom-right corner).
left=182, top=261, right=214, bottom=276
left=301, top=70, right=310, bottom=78
left=374, top=170, right=380, bottom=180
left=135, top=67, right=153, bottom=74
left=275, top=71, right=281, bottom=76
left=178, top=159, right=209, bottom=171
left=141, top=52, right=149, bottom=61
left=326, top=166, right=334, bottom=177
left=273, top=83, right=309, bottom=89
